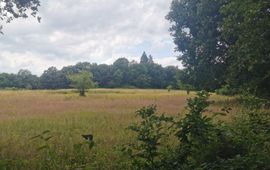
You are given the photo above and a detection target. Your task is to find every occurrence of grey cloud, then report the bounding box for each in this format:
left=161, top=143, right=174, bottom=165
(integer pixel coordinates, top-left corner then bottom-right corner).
left=0, top=0, right=178, bottom=75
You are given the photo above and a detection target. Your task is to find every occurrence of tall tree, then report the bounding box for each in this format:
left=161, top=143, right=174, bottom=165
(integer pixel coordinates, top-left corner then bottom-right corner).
left=167, top=0, right=227, bottom=91
left=140, top=51, right=149, bottom=64
left=113, top=58, right=129, bottom=71
left=128, top=63, right=151, bottom=88
left=0, top=0, right=40, bottom=34
left=90, top=64, right=113, bottom=88
left=147, top=64, right=167, bottom=88
left=164, top=66, right=180, bottom=88
left=112, top=58, right=129, bottom=86
left=148, top=55, right=154, bottom=64
left=17, top=69, right=39, bottom=89
left=0, top=73, right=16, bottom=88
left=40, top=67, right=69, bottom=89
left=221, top=0, right=270, bottom=98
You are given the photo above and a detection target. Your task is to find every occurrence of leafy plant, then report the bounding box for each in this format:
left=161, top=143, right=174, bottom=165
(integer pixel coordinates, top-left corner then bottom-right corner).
left=166, top=85, right=173, bottom=92
left=215, top=84, right=237, bottom=96
left=124, top=91, right=270, bottom=169
left=177, top=81, right=194, bottom=94
left=68, top=71, right=96, bottom=96
left=123, top=105, right=173, bottom=170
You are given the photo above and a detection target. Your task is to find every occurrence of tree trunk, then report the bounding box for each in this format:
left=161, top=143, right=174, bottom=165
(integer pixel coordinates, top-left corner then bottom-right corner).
left=80, top=88, right=85, bottom=96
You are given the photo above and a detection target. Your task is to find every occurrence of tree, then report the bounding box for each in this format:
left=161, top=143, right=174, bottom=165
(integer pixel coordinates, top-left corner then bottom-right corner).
left=147, top=63, right=167, bottom=88
left=0, top=73, right=16, bottom=88
left=112, top=58, right=129, bottom=86
left=166, top=0, right=228, bottom=91
left=0, top=56, right=181, bottom=90
left=113, top=58, right=129, bottom=71
left=40, top=67, right=69, bottom=89
left=140, top=51, right=149, bottom=64
left=221, top=0, right=270, bottom=98
left=0, top=71, right=40, bottom=89
left=17, top=69, right=39, bottom=89
left=128, top=63, right=151, bottom=88
left=90, top=64, right=113, bottom=88
left=148, top=55, right=154, bottom=64
left=164, top=66, right=180, bottom=88
left=167, top=0, right=270, bottom=98
left=68, top=71, right=96, bottom=96
left=0, top=0, right=41, bottom=34
left=110, top=69, right=123, bottom=87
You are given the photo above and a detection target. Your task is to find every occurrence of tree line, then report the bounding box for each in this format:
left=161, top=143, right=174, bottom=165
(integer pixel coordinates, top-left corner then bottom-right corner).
left=167, top=0, right=270, bottom=98
left=0, top=52, right=181, bottom=90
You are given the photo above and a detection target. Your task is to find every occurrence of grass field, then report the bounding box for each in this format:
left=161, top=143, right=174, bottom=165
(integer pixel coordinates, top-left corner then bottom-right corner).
left=0, top=89, right=237, bottom=169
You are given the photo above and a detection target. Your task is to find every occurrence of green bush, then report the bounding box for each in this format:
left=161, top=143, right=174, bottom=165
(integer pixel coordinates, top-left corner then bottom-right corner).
left=215, top=84, right=237, bottom=96
left=124, top=91, right=270, bottom=170
left=166, top=85, right=173, bottom=92
left=122, top=105, right=173, bottom=169
left=177, top=81, right=194, bottom=94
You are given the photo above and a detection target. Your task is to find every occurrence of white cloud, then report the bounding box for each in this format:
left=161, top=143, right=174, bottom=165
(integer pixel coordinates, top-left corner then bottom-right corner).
left=0, top=0, right=180, bottom=75
left=0, top=51, right=74, bottom=75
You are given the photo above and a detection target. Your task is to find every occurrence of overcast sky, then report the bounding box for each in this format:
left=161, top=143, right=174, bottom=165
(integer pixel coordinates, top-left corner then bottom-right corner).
left=0, top=0, right=181, bottom=75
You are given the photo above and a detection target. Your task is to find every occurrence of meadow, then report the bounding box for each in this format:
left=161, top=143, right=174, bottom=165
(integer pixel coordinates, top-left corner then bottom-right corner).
left=0, top=89, right=237, bottom=169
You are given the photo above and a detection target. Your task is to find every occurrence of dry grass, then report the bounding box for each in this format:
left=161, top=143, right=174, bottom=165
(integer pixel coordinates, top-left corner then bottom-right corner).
left=0, top=89, right=191, bottom=119
left=0, top=89, right=237, bottom=169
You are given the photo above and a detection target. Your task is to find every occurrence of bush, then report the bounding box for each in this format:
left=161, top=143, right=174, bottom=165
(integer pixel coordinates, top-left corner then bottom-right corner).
left=177, top=81, right=194, bottom=94
left=215, top=84, right=237, bottom=96
left=124, top=91, right=270, bottom=169
left=123, top=105, right=173, bottom=170
left=166, top=85, right=173, bottom=92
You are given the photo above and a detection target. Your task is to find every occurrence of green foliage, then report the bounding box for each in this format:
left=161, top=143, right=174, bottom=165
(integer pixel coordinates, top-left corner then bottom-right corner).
left=169, top=91, right=220, bottom=169
left=167, top=0, right=270, bottom=98
left=0, top=54, right=181, bottom=90
left=68, top=71, right=96, bottom=96
left=166, top=85, right=173, bottom=92
left=220, top=0, right=270, bottom=98
left=226, top=95, right=270, bottom=170
left=0, top=0, right=40, bottom=34
left=177, top=81, right=194, bottom=94
left=40, top=67, right=69, bottom=89
left=123, top=105, right=173, bottom=170
left=125, top=91, right=270, bottom=169
left=215, top=84, right=237, bottom=96
left=140, top=51, right=149, bottom=64
left=167, top=0, right=227, bottom=91
left=0, top=70, right=40, bottom=89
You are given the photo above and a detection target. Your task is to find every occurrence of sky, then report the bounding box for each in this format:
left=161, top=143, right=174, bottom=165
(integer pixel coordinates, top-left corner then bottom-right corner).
left=0, top=0, right=181, bottom=75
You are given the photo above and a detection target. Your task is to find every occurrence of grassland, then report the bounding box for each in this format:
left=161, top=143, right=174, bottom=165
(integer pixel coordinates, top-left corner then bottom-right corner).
left=0, top=89, right=237, bottom=169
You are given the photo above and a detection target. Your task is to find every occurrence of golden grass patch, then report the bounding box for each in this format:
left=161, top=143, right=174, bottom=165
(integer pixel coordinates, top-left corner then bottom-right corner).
left=0, top=89, right=237, bottom=168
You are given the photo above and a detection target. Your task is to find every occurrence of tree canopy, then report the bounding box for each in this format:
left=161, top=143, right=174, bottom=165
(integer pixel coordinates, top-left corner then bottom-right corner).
left=0, top=53, right=182, bottom=90
left=0, top=0, right=40, bottom=34
left=68, top=71, right=96, bottom=96
left=167, top=0, right=270, bottom=98
left=167, top=0, right=227, bottom=91
left=221, top=0, right=270, bottom=97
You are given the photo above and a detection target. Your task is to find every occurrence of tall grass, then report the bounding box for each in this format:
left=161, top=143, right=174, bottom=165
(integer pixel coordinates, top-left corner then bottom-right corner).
left=0, top=89, right=237, bottom=169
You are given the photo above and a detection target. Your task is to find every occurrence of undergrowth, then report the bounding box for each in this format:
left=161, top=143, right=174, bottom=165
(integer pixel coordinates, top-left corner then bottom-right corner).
left=124, top=91, right=270, bottom=170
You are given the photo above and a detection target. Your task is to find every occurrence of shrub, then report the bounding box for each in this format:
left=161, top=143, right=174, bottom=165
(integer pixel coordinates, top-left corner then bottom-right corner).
left=123, top=105, right=173, bottom=170
left=177, top=81, right=194, bottom=94
left=215, top=84, right=237, bottom=96
left=124, top=91, right=270, bottom=170
left=166, top=85, right=173, bottom=92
